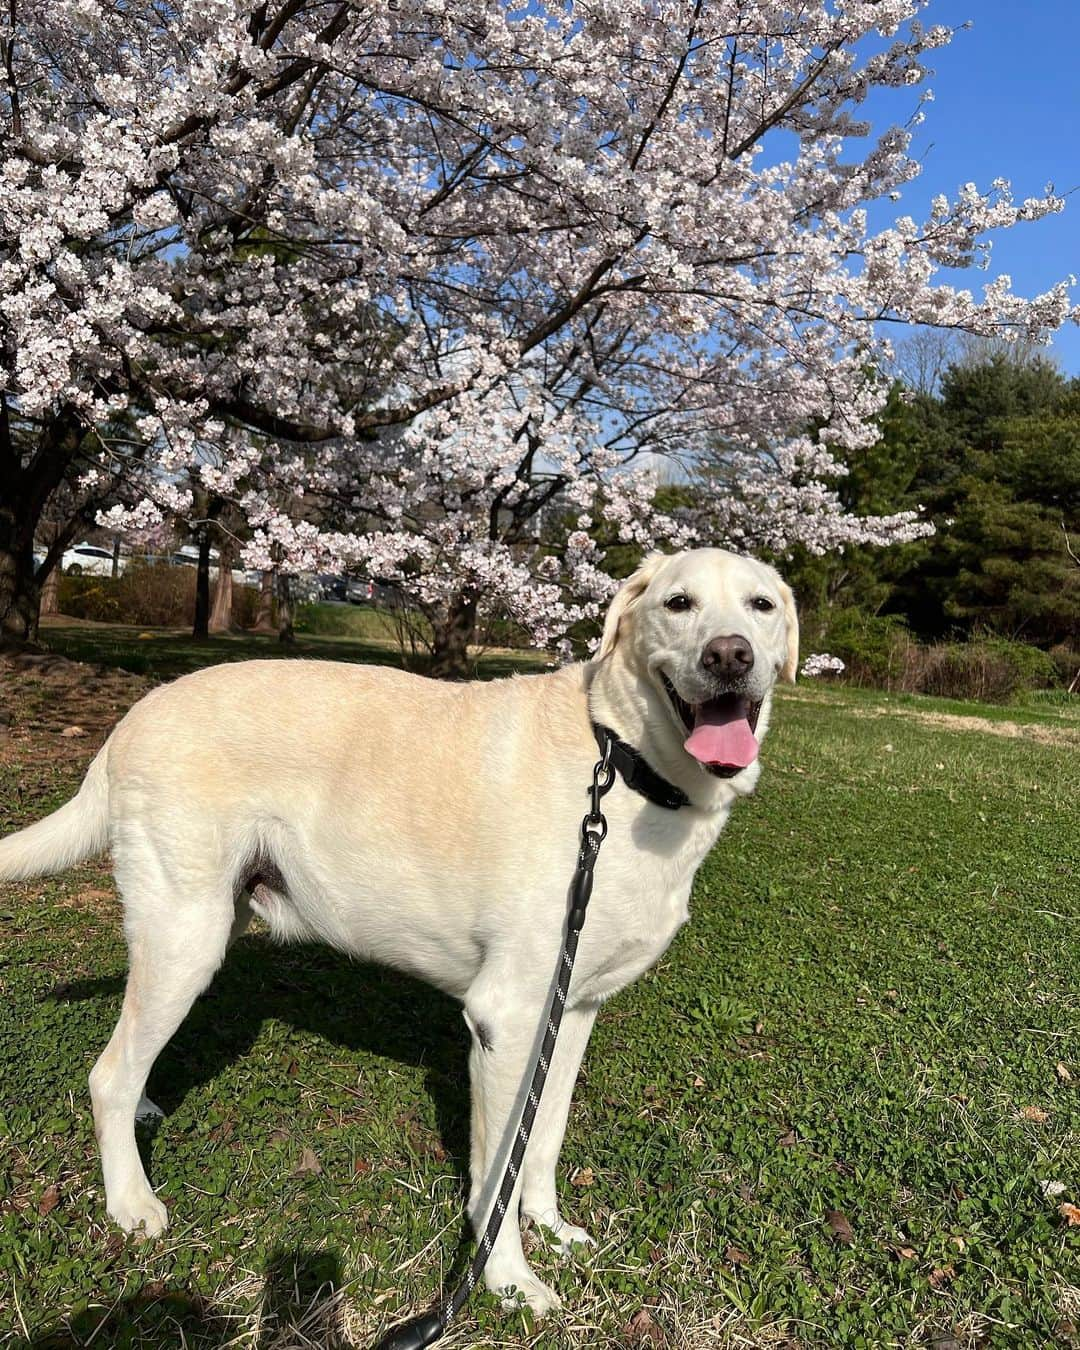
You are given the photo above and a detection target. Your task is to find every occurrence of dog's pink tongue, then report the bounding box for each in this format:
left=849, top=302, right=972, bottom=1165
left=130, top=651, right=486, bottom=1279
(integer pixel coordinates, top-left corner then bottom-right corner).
left=684, top=701, right=758, bottom=769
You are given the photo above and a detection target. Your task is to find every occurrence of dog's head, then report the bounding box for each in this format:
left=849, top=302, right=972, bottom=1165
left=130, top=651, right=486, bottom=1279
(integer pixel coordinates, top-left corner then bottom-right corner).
left=595, top=548, right=798, bottom=778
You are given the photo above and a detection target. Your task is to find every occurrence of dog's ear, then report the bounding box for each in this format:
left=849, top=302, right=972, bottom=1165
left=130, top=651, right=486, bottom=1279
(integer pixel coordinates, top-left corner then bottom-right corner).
left=596, top=552, right=669, bottom=661
left=778, top=578, right=799, bottom=683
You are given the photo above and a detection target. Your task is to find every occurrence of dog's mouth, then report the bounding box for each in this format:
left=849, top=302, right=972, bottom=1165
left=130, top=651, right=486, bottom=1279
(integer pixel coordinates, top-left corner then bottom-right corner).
left=661, top=674, right=763, bottom=779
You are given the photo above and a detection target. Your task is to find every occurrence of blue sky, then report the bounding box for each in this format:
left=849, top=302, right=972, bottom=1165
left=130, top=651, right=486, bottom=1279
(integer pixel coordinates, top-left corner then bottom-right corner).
left=864, top=0, right=1080, bottom=373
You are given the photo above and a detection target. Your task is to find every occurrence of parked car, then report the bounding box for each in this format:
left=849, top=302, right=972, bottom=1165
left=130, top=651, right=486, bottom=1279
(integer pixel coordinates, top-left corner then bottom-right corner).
left=315, top=574, right=348, bottom=603
left=345, top=575, right=376, bottom=605
left=168, top=545, right=261, bottom=588
left=170, top=544, right=215, bottom=568
left=346, top=575, right=405, bottom=609
left=374, top=577, right=406, bottom=610
left=61, top=542, right=125, bottom=577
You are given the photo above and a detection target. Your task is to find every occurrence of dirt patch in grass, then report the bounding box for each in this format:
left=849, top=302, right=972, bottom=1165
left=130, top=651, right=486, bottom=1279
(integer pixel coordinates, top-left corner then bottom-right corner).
left=0, top=650, right=152, bottom=764
left=913, top=710, right=1080, bottom=747
left=850, top=702, right=1080, bottom=748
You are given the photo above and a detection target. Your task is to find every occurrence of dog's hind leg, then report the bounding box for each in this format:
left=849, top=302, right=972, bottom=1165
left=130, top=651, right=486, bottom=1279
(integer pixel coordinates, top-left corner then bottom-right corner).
left=518, top=1001, right=598, bottom=1256
left=131, top=893, right=252, bottom=1127
left=89, top=876, right=234, bottom=1237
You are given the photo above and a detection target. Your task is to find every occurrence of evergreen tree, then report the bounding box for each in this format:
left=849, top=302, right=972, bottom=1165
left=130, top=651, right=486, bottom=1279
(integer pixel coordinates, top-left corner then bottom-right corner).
left=889, top=356, right=1079, bottom=646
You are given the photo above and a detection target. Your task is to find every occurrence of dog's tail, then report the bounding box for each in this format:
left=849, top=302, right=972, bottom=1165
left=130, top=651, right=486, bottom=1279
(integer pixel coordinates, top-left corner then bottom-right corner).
left=0, top=742, right=111, bottom=881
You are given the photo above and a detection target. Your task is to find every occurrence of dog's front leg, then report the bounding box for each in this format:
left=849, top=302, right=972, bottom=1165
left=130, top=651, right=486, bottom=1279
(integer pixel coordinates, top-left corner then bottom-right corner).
left=463, top=985, right=573, bottom=1317
left=517, top=1001, right=598, bottom=1256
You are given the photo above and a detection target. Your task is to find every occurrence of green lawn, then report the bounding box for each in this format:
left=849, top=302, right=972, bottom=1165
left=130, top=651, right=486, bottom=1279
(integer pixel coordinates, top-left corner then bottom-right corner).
left=1, top=651, right=1078, bottom=1347
left=37, top=614, right=548, bottom=682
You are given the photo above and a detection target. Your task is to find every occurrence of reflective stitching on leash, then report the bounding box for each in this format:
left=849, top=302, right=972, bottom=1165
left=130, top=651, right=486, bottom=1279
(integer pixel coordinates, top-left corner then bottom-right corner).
left=378, top=729, right=615, bottom=1346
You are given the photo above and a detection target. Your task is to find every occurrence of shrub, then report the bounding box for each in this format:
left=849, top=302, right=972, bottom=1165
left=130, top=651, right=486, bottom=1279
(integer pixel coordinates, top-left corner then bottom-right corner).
left=809, top=606, right=1064, bottom=702
left=230, top=582, right=261, bottom=630
left=816, top=607, right=912, bottom=688
left=57, top=561, right=259, bottom=630
left=56, top=575, right=127, bottom=623
left=59, top=562, right=196, bottom=626
left=1048, top=643, right=1080, bottom=691
left=914, top=638, right=1058, bottom=703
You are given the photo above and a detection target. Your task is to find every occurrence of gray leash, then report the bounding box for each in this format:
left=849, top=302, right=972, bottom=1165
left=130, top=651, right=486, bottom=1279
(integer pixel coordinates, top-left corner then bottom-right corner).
left=373, top=731, right=616, bottom=1349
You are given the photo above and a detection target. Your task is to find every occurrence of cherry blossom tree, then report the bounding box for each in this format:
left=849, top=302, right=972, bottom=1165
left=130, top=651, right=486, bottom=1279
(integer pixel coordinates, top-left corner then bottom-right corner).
left=1, top=1, right=1075, bottom=665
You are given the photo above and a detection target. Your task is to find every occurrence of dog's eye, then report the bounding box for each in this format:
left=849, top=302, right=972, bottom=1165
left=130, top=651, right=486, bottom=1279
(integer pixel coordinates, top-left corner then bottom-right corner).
left=751, top=596, right=776, bottom=613
left=664, top=593, right=693, bottom=613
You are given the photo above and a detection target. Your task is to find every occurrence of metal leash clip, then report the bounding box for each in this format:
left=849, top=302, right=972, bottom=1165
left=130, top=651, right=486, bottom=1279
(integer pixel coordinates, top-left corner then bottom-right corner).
left=582, top=729, right=615, bottom=842
left=571, top=729, right=615, bottom=931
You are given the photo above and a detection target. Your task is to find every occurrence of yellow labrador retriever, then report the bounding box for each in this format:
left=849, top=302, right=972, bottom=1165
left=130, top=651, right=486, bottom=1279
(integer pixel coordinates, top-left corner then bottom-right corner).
left=0, top=547, right=796, bottom=1314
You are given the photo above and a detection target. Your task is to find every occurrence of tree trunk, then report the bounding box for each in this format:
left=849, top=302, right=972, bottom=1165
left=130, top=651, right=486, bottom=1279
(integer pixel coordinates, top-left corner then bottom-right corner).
left=0, top=521, right=40, bottom=646
left=276, top=573, right=295, bottom=645
left=192, top=528, right=212, bottom=639
left=0, top=402, right=83, bottom=645
left=35, top=518, right=64, bottom=619
left=38, top=534, right=61, bottom=616
left=429, top=591, right=478, bottom=679
left=209, top=546, right=235, bottom=633
left=39, top=562, right=60, bottom=618
left=253, top=571, right=275, bottom=631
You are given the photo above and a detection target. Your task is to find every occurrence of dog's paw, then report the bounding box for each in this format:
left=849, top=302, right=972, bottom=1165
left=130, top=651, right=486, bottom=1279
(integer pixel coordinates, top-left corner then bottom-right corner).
left=485, top=1267, right=562, bottom=1317
left=543, top=1220, right=595, bottom=1258
left=109, top=1187, right=168, bottom=1238
left=523, top=1208, right=596, bottom=1258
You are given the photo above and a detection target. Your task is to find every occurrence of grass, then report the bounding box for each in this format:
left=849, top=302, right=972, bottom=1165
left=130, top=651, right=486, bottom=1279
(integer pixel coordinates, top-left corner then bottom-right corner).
left=1, top=642, right=1078, bottom=1347
left=811, top=679, right=1080, bottom=731
left=37, top=614, right=548, bottom=682
left=293, top=602, right=416, bottom=643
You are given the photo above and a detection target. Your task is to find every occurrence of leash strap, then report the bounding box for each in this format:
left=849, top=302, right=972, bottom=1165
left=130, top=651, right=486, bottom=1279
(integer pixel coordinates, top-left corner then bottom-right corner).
left=374, top=733, right=616, bottom=1350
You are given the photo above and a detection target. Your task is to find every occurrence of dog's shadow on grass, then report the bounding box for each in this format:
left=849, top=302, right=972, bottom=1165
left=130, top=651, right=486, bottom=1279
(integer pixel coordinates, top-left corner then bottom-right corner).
left=40, top=943, right=471, bottom=1344
left=54, top=933, right=472, bottom=1180
left=28, top=1245, right=353, bottom=1347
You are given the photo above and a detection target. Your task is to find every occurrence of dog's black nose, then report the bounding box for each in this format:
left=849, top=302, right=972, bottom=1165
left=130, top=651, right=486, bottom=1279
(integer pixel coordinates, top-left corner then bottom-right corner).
left=702, top=634, right=754, bottom=678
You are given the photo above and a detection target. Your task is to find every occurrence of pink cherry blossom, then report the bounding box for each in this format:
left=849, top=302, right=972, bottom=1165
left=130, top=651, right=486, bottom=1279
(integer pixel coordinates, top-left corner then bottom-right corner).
left=801, top=653, right=847, bottom=678
left=1, top=2, right=1075, bottom=649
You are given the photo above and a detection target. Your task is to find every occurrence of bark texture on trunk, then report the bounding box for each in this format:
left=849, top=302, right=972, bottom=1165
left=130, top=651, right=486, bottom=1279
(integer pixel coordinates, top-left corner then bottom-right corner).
left=276, top=573, right=294, bottom=645
left=253, top=571, right=275, bottom=631
left=0, top=403, right=82, bottom=644
left=429, top=591, right=478, bottom=679
left=209, top=547, right=235, bottom=633
left=37, top=520, right=64, bottom=618
left=0, top=528, right=40, bottom=645
left=192, top=529, right=212, bottom=639
left=39, top=562, right=60, bottom=618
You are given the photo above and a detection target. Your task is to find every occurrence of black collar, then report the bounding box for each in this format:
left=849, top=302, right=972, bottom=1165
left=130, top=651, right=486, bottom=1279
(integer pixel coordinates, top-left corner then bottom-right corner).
left=592, top=722, right=690, bottom=811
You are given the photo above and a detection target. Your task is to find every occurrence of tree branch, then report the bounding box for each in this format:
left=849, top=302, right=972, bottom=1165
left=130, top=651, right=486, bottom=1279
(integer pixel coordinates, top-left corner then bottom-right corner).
left=628, top=0, right=703, bottom=172
left=2, top=0, right=21, bottom=139
left=216, top=398, right=341, bottom=444
left=727, top=39, right=844, bottom=159
left=1063, top=521, right=1080, bottom=568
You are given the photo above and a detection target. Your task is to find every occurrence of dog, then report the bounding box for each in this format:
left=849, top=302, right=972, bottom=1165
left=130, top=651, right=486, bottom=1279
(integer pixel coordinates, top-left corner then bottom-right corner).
left=0, top=547, right=797, bottom=1314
